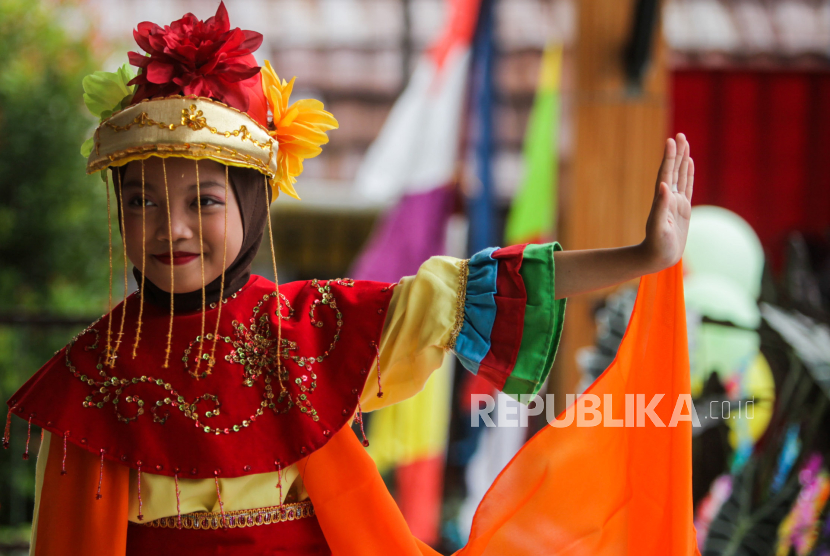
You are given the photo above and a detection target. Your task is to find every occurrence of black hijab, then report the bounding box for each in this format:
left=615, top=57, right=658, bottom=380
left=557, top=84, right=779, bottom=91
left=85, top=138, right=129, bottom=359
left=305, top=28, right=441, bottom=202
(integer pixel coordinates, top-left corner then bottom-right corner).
left=118, top=162, right=272, bottom=313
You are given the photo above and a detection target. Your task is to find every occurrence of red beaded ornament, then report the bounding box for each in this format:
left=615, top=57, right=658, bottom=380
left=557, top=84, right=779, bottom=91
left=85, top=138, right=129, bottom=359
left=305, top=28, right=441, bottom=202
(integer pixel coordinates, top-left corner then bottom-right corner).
left=22, top=414, right=33, bottom=460
left=137, top=462, right=143, bottom=520
left=61, top=431, right=69, bottom=475
left=2, top=406, right=12, bottom=449
left=96, top=449, right=105, bottom=499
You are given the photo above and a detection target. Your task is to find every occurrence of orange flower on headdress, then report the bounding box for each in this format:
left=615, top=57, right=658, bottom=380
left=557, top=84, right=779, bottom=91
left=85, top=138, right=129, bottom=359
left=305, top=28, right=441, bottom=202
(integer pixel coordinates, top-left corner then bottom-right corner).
left=261, top=61, right=338, bottom=199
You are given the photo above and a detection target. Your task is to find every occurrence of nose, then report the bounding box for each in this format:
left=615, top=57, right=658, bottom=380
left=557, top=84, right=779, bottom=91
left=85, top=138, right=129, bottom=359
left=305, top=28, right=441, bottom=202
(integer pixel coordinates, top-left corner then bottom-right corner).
left=155, top=201, right=194, bottom=244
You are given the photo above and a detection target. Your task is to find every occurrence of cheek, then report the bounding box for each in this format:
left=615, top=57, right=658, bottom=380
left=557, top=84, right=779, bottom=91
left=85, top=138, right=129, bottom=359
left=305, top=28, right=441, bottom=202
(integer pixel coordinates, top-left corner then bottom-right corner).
left=121, top=212, right=144, bottom=263
left=225, top=218, right=245, bottom=263
left=207, top=214, right=244, bottom=266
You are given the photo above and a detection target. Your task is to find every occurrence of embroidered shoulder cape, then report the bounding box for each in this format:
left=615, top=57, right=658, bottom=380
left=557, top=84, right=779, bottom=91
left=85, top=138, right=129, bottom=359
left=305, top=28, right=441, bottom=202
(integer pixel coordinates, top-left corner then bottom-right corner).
left=9, top=275, right=394, bottom=479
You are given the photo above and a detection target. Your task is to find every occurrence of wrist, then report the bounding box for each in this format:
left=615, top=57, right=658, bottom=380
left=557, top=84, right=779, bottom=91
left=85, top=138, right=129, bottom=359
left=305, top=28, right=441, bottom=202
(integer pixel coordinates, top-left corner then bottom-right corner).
left=634, top=241, right=663, bottom=275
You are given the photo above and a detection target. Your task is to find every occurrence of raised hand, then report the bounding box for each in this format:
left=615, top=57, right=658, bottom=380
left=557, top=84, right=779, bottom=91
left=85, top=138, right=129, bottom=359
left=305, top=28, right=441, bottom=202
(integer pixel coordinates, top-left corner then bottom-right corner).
left=643, top=133, right=694, bottom=272
left=552, top=133, right=695, bottom=299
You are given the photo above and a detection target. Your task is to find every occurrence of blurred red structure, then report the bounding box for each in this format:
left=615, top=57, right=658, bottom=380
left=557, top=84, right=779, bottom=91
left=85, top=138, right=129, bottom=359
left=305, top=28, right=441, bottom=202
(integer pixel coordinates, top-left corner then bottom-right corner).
left=672, top=69, right=830, bottom=272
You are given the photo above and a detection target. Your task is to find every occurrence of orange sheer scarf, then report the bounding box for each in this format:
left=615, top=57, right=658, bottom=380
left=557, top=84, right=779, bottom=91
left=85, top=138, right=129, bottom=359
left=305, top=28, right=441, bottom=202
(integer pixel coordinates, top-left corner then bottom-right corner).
left=300, top=262, right=699, bottom=556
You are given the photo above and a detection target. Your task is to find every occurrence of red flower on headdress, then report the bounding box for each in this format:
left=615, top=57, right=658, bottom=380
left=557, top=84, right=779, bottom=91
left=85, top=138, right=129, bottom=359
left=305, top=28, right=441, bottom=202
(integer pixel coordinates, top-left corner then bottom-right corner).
left=127, top=2, right=264, bottom=113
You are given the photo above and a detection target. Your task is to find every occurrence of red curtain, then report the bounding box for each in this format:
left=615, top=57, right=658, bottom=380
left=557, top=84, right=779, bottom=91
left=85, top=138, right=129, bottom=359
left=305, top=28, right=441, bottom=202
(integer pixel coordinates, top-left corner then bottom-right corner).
left=671, top=69, right=830, bottom=272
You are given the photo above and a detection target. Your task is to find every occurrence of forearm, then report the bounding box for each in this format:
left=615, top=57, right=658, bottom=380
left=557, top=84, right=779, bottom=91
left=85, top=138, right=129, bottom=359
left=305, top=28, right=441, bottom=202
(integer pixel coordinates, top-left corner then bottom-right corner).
left=553, top=243, right=660, bottom=300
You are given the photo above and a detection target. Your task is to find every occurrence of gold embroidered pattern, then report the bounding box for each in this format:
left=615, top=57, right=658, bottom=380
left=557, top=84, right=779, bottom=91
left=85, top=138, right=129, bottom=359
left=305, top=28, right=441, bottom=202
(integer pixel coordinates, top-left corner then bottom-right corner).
left=67, top=280, right=357, bottom=434
left=446, top=258, right=470, bottom=351
left=276, top=278, right=354, bottom=420
left=104, top=104, right=272, bottom=151
left=181, top=104, right=207, bottom=130
left=143, top=500, right=314, bottom=530
left=67, top=324, right=232, bottom=430
left=87, top=97, right=281, bottom=197
left=182, top=291, right=300, bottom=426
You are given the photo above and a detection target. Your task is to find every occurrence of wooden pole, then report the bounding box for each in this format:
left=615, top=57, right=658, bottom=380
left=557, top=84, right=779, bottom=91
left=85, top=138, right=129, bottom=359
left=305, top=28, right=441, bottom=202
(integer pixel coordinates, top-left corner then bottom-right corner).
left=551, top=0, right=668, bottom=412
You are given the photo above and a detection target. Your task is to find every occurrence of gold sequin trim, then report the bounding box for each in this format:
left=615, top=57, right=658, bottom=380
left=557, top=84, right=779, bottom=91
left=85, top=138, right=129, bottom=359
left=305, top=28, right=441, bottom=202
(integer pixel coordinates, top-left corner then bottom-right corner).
left=143, top=500, right=314, bottom=530
left=87, top=96, right=280, bottom=192
left=105, top=95, right=275, bottom=137
left=104, top=104, right=272, bottom=152
left=446, top=258, right=470, bottom=351
left=68, top=280, right=354, bottom=434
left=87, top=143, right=273, bottom=178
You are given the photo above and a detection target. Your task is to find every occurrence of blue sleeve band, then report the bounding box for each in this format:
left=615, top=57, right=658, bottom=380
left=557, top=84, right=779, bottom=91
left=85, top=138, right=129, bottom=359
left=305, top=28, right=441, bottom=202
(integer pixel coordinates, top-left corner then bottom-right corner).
left=453, top=247, right=499, bottom=375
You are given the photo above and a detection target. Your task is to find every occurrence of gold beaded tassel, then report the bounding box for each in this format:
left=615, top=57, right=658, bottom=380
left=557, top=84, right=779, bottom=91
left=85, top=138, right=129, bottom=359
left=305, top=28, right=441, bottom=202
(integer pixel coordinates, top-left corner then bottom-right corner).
left=162, top=159, right=175, bottom=368
left=137, top=463, right=143, bottom=520
left=22, top=414, right=32, bottom=460
left=104, top=170, right=115, bottom=366
left=132, top=160, right=147, bottom=358
left=112, top=170, right=130, bottom=363
left=2, top=406, right=13, bottom=449
left=61, top=431, right=68, bottom=475
left=95, top=449, right=105, bottom=499
left=191, top=160, right=209, bottom=377
left=174, top=473, right=182, bottom=529
left=207, top=166, right=230, bottom=371
left=264, top=176, right=282, bottom=372
left=275, top=462, right=284, bottom=511
left=214, top=471, right=227, bottom=529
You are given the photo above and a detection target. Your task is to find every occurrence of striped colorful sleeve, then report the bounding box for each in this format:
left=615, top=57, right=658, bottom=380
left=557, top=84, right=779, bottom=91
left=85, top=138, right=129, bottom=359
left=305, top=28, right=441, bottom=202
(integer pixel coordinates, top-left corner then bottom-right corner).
left=451, top=242, right=566, bottom=401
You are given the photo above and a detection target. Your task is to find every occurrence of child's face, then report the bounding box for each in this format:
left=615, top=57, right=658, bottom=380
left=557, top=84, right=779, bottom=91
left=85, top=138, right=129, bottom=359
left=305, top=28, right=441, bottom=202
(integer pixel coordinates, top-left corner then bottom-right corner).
left=120, top=157, right=244, bottom=294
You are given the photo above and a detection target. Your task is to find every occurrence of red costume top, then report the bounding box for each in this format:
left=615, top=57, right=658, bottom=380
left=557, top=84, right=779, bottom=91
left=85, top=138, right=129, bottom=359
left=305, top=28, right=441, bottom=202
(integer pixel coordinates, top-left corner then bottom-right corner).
left=9, top=275, right=394, bottom=479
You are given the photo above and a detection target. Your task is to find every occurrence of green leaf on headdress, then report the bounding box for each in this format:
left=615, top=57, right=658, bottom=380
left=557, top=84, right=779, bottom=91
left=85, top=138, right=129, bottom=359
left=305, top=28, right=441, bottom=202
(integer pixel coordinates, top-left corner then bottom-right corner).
left=81, top=64, right=135, bottom=159
left=80, top=137, right=94, bottom=157
left=82, top=64, right=135, bottom=120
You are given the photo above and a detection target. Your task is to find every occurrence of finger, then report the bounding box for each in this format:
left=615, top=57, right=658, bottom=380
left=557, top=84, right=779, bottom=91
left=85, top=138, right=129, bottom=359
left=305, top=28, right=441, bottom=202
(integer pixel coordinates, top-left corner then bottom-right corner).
left=685, top=158, right=694, bottom=202
left=658, top=138, right=676, bottom=195
left=669, top=133, right=688, bottom=190
left=672, top=133, right=687, bottom=189
left=652, top=182, right=671, bottom=228
left=677, top=143, right=691, bottom=194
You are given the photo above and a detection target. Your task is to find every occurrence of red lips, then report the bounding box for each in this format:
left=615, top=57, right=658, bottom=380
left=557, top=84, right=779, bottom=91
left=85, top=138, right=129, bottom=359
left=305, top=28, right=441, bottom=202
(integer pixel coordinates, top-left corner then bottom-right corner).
left=153, top=251, right=202, bottom=266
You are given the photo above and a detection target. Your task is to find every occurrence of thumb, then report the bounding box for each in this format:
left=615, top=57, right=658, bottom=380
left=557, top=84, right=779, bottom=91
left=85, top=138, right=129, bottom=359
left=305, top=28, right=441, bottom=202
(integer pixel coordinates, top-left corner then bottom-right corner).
left=652, top=182, right=671, bottom=215
left=659, top=180, right=672, bottom=198
left=648, top=182, right=671, bottom=235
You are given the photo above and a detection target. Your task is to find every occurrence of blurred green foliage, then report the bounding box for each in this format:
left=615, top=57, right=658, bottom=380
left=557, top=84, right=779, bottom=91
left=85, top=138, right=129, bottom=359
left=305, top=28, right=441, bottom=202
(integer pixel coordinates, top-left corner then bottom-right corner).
left=0, top=0, right=111, bottom=530
left=0, top=0, right=109, bottom=312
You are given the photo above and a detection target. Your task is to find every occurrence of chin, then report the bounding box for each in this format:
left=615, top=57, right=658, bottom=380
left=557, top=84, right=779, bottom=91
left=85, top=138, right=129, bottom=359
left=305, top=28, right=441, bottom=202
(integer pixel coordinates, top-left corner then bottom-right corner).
left=138, top=272, right=208, bottom=294
left=172, top=279, right=217, bottom=294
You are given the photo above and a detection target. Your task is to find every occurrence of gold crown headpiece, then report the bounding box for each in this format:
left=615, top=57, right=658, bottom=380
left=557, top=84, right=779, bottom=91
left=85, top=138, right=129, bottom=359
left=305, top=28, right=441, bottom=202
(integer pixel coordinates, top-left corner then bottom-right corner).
left=81, top=1, right=338, bottom=201
left=87, top=95, right=280, bottom=193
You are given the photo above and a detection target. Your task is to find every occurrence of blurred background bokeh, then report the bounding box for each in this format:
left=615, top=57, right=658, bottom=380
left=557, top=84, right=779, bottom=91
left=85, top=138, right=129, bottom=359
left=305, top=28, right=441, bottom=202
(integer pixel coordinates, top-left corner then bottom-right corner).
left=2, top=0, right=830, bottom=554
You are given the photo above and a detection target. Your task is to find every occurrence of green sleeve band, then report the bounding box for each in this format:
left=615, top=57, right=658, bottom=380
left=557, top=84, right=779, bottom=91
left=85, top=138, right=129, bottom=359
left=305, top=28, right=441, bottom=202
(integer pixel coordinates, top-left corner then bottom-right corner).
left=502, top=242, right=567, bottom=400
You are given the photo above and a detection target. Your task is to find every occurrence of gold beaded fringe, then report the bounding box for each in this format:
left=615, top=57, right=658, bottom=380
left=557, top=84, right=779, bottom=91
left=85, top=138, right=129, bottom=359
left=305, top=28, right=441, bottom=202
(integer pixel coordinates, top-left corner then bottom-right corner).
left=207, top=165, right=230, bottom=371
left=104, top=171, right=115, bottom=366
left=264, top=175, right=282, bottom=375
left=132, top=160, right=147, bottom=358
left=161, top=159, right=175, bottom=368
left=191, top=160, right=209, bottom=377
left=112, top=170, right=130, bottom=364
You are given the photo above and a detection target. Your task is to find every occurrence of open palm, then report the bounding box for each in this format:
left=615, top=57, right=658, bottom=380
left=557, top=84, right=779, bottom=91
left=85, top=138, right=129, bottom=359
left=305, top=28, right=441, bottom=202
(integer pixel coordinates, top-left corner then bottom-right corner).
left=644, top=133, right=694, bottom=270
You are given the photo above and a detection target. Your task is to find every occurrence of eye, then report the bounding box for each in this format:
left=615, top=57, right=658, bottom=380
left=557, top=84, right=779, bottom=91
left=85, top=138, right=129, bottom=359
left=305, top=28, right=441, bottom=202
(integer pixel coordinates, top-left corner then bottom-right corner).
left=197, top=196, right=223, bottom=208
left=128, top=196, right=155, bottom=208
